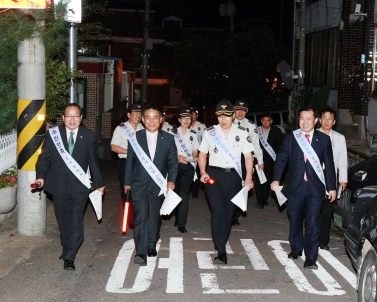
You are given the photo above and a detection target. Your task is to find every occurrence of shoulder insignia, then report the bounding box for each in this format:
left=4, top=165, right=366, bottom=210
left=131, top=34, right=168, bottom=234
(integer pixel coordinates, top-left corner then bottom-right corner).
left=206, top=126, right=214, bottom=131
left=190, top=129, right=197, bottom=134
left=238, top=125, right=246, bottom=131
left=247, top=120, right=255, bottom=125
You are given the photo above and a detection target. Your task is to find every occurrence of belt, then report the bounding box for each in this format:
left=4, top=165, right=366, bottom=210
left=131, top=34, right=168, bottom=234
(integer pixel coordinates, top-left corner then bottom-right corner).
left=209, top=166, right=236, bottom=172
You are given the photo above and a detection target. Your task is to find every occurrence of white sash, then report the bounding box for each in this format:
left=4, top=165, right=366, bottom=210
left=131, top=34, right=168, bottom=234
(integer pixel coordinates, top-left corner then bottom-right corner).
left=206, top=126, right=243, bottom=180
left=49, top=127, right=91, bottom=189
left=173, top=129, right=198, bottom=181
left=256, top=127, right=276, bottom=161
left=123, top=126, right=167, bottom=196
left=293, top=129, right=325, bottom=187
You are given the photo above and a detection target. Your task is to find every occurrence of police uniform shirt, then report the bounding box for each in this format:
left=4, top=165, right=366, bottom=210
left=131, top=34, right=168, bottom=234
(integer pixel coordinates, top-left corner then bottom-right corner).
left=110, top=121, right=144, bottom=158
left=190, top=121, right=206, bottom=143
left=174, top=127, right=200, bottom=157
left=234, top=118, right=264, bottom=164
left=161, top=121, right=174, bottom=134
left=199, top=124, right=254, bottom=168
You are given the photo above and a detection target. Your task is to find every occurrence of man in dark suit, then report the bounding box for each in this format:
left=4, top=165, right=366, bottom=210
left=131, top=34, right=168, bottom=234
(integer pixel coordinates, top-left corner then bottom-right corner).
left=36, top=103, right=105, bottom=271
left=125, top=104, right=178, bottom=266
left=254, top=112, right=284, bottom=209
left=271, top=106, right=336, bottom=270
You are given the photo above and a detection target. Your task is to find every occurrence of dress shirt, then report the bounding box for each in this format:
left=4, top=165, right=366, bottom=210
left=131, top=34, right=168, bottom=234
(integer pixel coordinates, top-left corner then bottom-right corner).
left=146, top=130, right=158, bottom=161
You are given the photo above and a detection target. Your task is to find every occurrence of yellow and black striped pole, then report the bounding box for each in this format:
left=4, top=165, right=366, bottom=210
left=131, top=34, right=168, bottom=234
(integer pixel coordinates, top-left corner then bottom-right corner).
left=17, top=33, right=47, bottom=236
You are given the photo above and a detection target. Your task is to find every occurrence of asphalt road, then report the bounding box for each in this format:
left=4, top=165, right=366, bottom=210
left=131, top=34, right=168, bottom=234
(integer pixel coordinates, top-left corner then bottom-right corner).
left=0, top=159, right=357, bottom=301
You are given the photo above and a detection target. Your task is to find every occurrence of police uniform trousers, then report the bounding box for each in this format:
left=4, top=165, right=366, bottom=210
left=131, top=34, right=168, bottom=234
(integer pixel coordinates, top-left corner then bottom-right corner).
left=117, top=158, right=127, bottom=200
left=52, top=190, right=89, bottom=261
left=190, top=164, right=201, bottom=197
left=319, top=197, right=334, bottom=246
left=174, top=163, right=195, bottom=228
left=205, top=166, right=242, bottom=254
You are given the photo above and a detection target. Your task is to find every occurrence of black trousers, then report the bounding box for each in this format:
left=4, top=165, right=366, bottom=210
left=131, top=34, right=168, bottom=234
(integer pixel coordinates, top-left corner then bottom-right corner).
left=254, top=164, right=273, bottom=204
left=205, top=166, right=241, bottom=254
left=190, top=164, right=201, bottom=197
left=53, top=191, right=89, bottom=261
left=174, top=163, right=195, bottom=227
left=319, top=197, right=334, bottom=246
left=117, top=158, right=127, bottom=200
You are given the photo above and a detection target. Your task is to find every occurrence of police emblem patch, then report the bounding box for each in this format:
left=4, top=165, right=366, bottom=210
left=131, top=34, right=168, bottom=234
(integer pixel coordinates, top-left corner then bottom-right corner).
left=235, top=135, right=240, bottom=142
left=198, top=127, right=201, bottom=131
left=254, top=128, right=257, bottom=133
left=247, top=136, right=252, bottom=143
left=167, top=128, right=170, bottom=131
left=190, top=136, right=193, bottom=141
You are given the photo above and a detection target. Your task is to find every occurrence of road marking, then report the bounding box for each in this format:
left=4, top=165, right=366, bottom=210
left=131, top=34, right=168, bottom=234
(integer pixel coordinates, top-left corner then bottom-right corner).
left=268, top=240, right=346, bottom=296
left=318, top=249, right=357, bottom=289
left=241, top=239, right=269, bottom=270
left=201, top=273, right=280, bottom=294
left=106, top=239, right=160, bottom=293
left=158, top=237, right=184, bottom=293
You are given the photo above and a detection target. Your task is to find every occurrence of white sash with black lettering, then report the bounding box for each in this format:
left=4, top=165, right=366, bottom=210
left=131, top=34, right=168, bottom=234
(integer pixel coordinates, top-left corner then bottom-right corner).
left=123, top=125, right=167, bottom=196
left=173, top=129, right=198, bottom=181
left=206, top=125, right=243, bottom=180
left=256, top=126, right=276, bottom=161
left=293, top=129, right=325, bottom=187
left=49, top=127, right=91, bottom=189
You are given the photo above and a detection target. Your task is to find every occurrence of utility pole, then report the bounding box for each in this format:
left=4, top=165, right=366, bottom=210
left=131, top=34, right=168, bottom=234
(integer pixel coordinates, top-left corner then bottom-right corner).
left=17, top=25, right=47, bottom=236
left=141, top=0, right=151, bottom=103
left=67, top=23, right=78, bottom=104
left=297, top=0, right=306, bottom=86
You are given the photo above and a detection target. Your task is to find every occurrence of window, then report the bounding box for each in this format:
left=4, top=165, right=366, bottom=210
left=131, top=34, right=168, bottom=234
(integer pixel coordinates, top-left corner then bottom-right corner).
left=77, top=78, right=87, bottom=118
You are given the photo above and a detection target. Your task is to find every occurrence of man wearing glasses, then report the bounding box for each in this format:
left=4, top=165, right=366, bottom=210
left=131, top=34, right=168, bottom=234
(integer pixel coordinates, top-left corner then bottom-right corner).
left=36, top=103, right=105, bottom=271
left=317, top=107, right=348, bottom=251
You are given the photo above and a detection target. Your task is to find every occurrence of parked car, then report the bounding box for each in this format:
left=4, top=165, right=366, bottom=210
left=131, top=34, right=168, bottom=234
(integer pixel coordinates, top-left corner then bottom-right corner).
left=333, top=156, right=377, bottom=300
left=247, top=110, right=288, bottom=133
left=333, top=156, right=377, bottom=229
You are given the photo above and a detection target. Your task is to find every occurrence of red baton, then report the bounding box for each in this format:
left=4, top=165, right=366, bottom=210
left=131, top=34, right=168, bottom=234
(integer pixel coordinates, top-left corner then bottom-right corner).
left=204, top=177, right=215, bottom=185
left=30, top=182, right=42, bottom=188
left=122, top=191, right=131, bottom=234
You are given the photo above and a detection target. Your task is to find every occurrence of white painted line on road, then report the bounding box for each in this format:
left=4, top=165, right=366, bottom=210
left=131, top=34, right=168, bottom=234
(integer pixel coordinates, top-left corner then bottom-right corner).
left=241, top=239, right=269, bottom=270
left=158, top=237, right=184, bottom=293
left=318, top=249, right=357, bottom=289
left=193, top=238, right=212, bottom=240
left=106, top=239, right=160, bottom=293
left=268, top=240, right=346, bottom=296
left=201, top=273, right=280, bottom=294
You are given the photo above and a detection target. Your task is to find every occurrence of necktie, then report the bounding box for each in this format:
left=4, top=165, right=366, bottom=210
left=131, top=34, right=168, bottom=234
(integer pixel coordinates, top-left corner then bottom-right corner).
left=303, top=134, right=310, bottom=181
left=238, top=122, right=240, bottom=126
left=68, top=132, right=74, bottom=155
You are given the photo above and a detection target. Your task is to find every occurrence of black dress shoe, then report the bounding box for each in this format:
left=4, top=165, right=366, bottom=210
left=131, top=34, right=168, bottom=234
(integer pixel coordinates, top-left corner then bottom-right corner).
left=255, top=202, right=264, bottom=209
left=232, top=220, right=240, bottom=226
left=264, top=201, right=269, bottom=206
left=287, top=252, right=302, bottom=259
left=178, top=227, right=187, bottom=233
left=134, top=254, right=147, bottom=266
left=148, top=249, right=157, bottom=257
left=214, top=252, right=227, bottom=264
left=59, top=254, right=63, bottom=260
left=64, top=260, right=75, bottom=270
left=320, top=244, right=329, bottom=251
left=304, top=261, right=318, bottom=270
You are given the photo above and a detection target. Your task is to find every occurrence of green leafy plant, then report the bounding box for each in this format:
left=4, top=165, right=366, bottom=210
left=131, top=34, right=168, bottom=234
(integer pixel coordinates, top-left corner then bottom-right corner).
left=0, top=165, right=17, bottom=189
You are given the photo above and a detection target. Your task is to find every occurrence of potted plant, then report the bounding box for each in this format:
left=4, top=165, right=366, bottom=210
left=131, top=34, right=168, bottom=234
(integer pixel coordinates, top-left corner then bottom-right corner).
left=349, top=101, right=362, bottom=126
left=0, top=165, right=18, bottom=214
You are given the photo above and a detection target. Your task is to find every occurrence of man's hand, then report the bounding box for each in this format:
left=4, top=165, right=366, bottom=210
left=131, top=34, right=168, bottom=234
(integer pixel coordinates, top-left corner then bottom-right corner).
left=328, top=190, right=337, bottom=202
left=35, top=179, right=44, bottom=187
left=167, top=182, right=175, bottom=192
left=258, top=164, right=264, bottom=170
left=339, top=182, right=347, bottom=191
left=200, top=173, right=210, bottom=183
left=178, top=155, right=188, bottom=164
left=244, top=177, right=254, bottom=191
left=270, top=181, right=280, bottom=191
left=124, top=185, right=131, bottom=194
left=97, top=186, right=105, bottom=195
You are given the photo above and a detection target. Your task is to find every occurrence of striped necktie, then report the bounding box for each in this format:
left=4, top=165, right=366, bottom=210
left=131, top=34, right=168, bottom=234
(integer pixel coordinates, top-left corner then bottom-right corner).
left=68, top=132, right=75, bottom=155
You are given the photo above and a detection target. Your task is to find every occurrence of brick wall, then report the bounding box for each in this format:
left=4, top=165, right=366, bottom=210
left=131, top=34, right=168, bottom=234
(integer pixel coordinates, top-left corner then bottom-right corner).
left=102, top=112, right=112, bottom=138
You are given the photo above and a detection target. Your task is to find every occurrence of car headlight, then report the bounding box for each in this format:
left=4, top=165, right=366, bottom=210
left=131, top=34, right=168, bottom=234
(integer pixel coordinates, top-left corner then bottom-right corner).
left=353, top=188, right=362, bottom=198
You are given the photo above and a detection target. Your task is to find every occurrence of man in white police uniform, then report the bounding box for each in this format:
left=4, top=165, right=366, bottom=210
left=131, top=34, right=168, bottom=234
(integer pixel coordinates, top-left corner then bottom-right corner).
left=189, top=107, right=206, bottom=198
left=198, top=100, right=254, bottom=264
left=161, top=109, right=174, bottom=133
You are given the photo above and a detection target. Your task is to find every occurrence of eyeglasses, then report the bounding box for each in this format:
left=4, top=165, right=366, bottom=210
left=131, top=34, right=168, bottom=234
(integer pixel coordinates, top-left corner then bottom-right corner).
left=65, top=115, right=81, bottom=119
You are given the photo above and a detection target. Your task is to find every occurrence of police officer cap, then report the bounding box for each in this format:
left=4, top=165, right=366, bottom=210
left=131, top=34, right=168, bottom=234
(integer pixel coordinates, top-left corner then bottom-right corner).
left=128, top=103, right=142, bottom=112
left=215, top=99, right=234, bottom=116
left=234, top=98, right=249, bottom=111
left=179, top=107, right=192, bottom=118
left=190, top=107, right=199, bottom=115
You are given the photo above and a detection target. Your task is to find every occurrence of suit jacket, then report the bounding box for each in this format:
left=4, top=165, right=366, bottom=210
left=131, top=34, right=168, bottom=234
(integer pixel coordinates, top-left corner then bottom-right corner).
left=317, top=128, right=348, bottom=183
left=36, top=125, right=105, bottom=197
left=272, top=130, right=336, bottom=198
left=125, top=129, right=178, bottom=200
left=259, top=126, right=284, bottom=168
